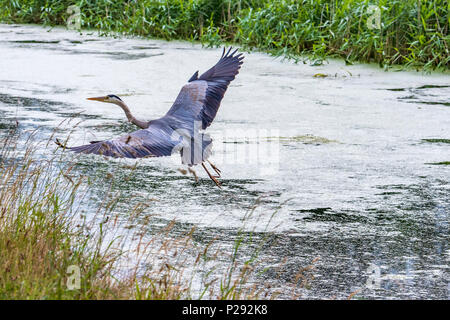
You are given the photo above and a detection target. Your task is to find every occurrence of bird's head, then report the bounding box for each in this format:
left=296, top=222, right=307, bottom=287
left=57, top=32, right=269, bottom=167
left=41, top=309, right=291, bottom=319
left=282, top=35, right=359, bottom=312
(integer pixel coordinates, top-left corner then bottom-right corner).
left=87, top=94, right=123, bottom=104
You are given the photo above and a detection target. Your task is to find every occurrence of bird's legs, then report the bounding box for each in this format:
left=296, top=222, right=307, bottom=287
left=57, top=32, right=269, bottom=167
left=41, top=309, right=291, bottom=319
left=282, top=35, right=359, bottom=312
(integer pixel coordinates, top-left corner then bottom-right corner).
left=207, top=160, right=221, bottom=178
left=202, top=162, right=221, bottom=188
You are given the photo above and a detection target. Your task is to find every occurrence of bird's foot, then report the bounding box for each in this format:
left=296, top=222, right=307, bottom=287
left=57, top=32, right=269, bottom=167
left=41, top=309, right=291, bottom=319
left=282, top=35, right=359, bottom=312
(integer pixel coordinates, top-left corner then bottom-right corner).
left=209, top=175, right=222, bottom=188
left=207, top=160, right=221, bottom=178
left=202, top=162, right=222, bottom=188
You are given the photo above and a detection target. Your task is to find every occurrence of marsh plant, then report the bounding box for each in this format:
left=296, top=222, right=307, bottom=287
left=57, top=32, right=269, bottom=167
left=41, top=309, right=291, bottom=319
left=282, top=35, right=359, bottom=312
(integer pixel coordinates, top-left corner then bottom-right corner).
left=0, top=124, right=314, bottom=299
left=0, top=0, right=448, bottom=70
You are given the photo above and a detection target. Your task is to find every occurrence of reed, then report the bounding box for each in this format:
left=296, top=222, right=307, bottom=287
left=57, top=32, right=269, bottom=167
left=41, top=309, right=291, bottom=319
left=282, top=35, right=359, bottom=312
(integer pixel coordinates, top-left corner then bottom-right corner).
left=0, top=0, right=448, bottom=70
left=0, top=129, right=117, bottom=299
left=0, top=125, right=299, bottom=299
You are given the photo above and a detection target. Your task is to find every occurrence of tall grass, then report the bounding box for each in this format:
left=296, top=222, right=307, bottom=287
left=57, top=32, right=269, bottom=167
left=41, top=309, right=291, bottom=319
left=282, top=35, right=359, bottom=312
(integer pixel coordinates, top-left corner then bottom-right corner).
left=0, top=130, right=121, bottom=299
left=1, top=125, right=311, bottom=299
left=0, top=0, right=448, bottom=70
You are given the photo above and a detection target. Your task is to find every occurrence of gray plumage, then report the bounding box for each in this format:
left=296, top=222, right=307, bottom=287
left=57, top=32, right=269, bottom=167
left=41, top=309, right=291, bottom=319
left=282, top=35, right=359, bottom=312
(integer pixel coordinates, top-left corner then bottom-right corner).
left=66, top=48, right=244, bottom=169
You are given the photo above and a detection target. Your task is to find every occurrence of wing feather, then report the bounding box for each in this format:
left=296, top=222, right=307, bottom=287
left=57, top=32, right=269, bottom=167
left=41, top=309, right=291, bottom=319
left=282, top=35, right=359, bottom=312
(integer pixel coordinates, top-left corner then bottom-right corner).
left=165, top=47, right=244, bottom=129
left=63, top=48, right=242, bottom=163
left=67, top=123, right=181, bottom=159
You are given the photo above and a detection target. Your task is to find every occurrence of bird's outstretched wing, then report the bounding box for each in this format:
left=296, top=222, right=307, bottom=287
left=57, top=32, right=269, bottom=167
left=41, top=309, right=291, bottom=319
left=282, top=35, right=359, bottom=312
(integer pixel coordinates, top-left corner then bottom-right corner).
left=164, top=47, right=244, bottom=130
left=62, top=122, right=182, bottom=159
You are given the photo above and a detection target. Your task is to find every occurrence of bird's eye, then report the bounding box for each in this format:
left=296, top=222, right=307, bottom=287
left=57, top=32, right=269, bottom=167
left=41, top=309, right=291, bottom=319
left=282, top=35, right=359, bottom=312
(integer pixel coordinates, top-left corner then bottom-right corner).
left=107, top=95, right=121, bottom=101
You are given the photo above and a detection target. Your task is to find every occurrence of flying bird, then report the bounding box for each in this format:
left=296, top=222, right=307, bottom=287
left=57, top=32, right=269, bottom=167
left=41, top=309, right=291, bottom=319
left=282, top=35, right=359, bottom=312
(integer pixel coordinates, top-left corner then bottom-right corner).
left=57, top=48, right=244, bottom=187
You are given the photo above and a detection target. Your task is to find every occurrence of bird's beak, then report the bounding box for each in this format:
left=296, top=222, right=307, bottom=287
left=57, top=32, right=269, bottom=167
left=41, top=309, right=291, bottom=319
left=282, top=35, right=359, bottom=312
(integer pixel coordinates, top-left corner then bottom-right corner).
left=86, top=96, right=108, bottom=102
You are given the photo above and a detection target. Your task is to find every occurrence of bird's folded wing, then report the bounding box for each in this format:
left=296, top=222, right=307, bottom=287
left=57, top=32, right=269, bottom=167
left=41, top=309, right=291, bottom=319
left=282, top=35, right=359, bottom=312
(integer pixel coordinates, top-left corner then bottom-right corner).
left=165, top=47, right=244, bottom=130
left=67, top=125, right=181, bottom=159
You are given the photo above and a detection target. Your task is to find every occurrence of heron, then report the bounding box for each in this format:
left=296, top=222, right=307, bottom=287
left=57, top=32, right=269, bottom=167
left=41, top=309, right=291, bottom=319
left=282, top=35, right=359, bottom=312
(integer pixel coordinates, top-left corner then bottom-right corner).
left=57, top=47, right=244, bottom=187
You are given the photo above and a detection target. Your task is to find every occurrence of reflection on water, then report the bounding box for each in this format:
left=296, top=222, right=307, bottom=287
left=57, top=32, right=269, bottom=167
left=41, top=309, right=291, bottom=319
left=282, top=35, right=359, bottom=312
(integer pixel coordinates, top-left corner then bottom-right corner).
left=0, top=24, right=449, bottom=299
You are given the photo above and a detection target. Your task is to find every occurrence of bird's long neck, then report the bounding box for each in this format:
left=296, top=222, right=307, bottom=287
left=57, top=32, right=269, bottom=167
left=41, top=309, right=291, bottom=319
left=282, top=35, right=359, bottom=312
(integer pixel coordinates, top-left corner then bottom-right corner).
left=115, top=100, right=149, bottom=129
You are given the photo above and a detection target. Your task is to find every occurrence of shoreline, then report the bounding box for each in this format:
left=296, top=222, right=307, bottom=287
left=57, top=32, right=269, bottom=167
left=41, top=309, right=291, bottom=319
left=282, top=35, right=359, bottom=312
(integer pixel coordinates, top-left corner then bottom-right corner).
left=0, top=0, right=448, bottom=72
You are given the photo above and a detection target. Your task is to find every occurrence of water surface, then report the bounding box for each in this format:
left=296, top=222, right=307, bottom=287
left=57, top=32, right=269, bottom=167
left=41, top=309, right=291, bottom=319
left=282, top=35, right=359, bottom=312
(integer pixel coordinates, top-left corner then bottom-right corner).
left=0, top=24, right=449, bottom=299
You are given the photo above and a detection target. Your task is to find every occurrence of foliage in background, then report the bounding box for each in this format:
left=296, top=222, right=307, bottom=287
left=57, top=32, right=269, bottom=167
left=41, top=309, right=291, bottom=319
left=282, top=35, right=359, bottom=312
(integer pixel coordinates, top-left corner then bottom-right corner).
left=0, top=0, right=448, bottom=70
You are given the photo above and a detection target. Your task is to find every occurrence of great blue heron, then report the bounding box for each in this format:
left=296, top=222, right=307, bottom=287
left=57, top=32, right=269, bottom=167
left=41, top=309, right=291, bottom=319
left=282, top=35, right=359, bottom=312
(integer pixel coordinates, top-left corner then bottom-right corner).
left=57, top=47, right=244, bottom=187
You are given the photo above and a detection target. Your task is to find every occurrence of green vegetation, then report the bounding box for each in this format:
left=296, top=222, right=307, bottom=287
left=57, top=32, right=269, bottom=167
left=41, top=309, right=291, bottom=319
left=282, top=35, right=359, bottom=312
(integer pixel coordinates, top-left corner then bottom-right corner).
left=422, top=138, right=450, bottom=143
left=0, top=0, right=448, bottom=70
left=0, top=133, right=119, bottom=299
left=426, top=161, right=450, bottom=165
left=0, top=129, right=280, bottom=299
